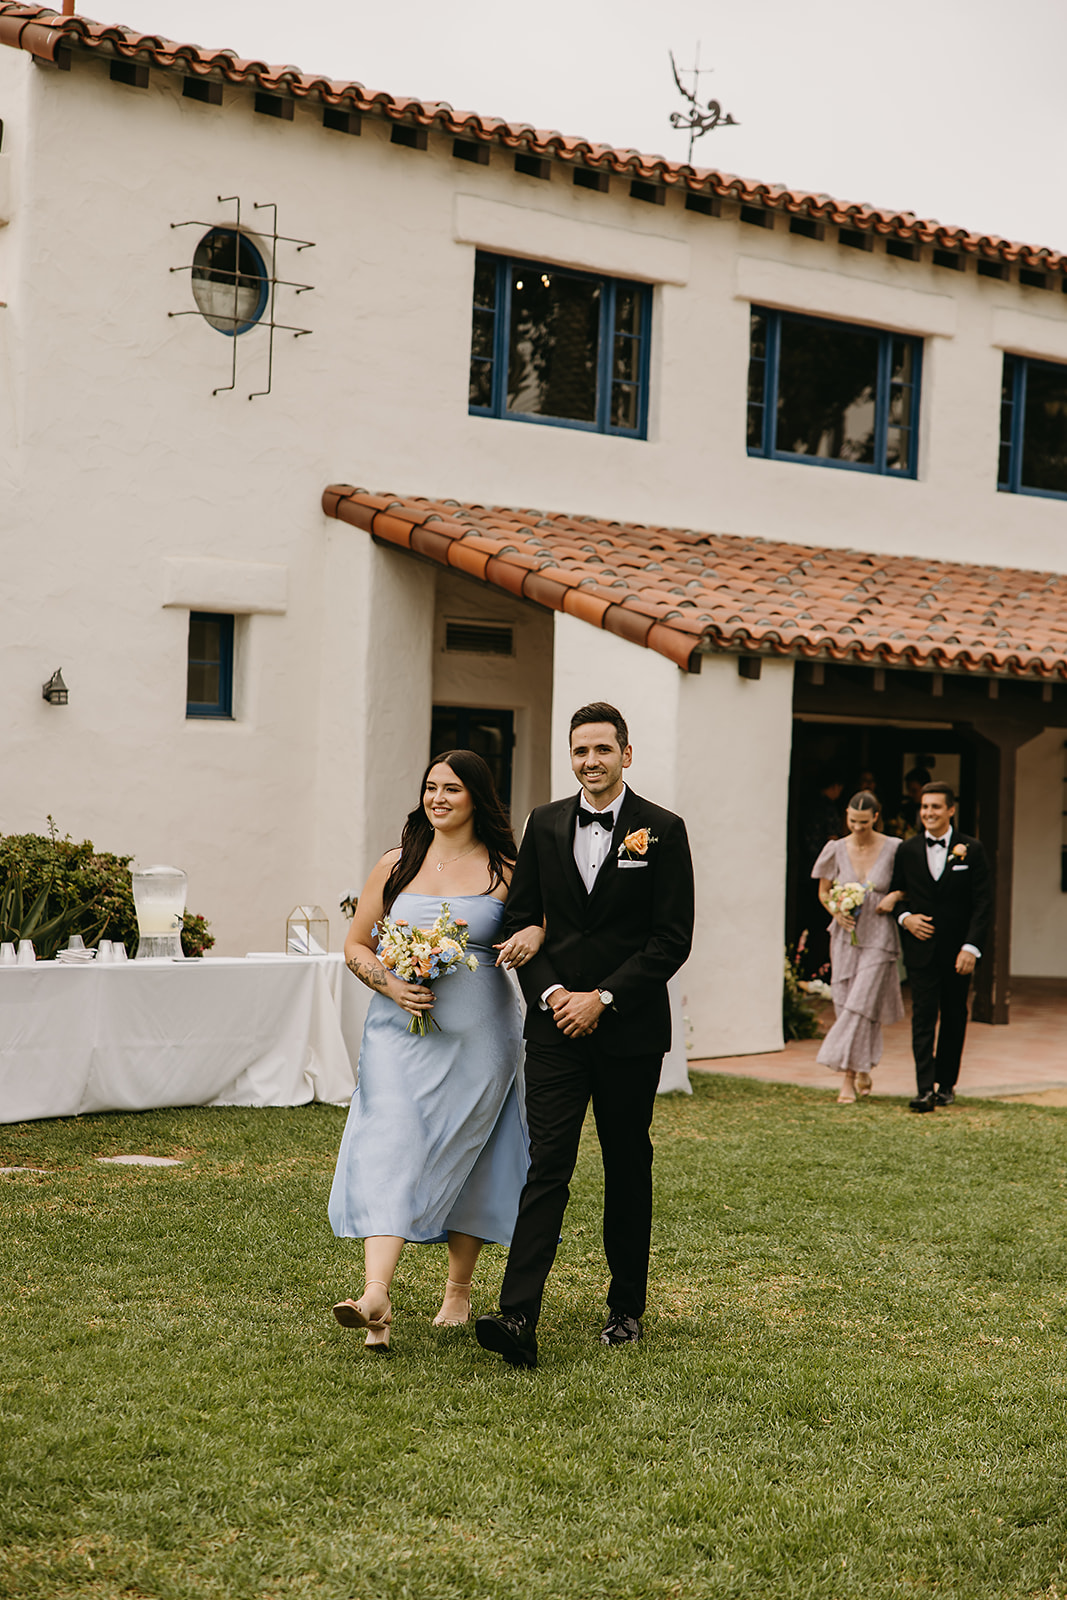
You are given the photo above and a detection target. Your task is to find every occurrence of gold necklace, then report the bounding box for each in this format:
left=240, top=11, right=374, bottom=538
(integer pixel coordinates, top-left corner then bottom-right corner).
left=431, top=841, right=480, bottom=873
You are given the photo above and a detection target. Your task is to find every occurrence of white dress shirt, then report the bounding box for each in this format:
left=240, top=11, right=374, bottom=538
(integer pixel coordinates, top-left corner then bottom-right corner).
left=540, top=784, right=628, bottom=1006
left=573, top=782, right=628, bottom=893
left=925, top=830, right=950, bottom=882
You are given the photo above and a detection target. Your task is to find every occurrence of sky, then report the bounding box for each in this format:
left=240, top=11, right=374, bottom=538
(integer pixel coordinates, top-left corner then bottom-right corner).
left=115, top=0, right=1066, bottom=252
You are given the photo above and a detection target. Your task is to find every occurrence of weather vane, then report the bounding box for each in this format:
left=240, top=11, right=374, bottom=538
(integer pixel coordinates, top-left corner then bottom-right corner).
left=669, top=45, right=738, bottom=162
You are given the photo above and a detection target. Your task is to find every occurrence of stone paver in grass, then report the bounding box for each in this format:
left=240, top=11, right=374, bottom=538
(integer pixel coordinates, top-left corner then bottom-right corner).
left=0, top=1166, right=49, bottom=1174
left=96, top=1155, right=184, bottom=1166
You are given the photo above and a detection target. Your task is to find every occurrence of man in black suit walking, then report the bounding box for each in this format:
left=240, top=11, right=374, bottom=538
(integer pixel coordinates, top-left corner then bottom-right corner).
left=879, top=782, right=992, bottom=1113
left=476, top=702, right=694, bottom=1367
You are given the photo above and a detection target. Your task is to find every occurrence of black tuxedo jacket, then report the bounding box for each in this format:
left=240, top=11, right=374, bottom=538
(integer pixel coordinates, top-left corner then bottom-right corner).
left=889, top=829, right=993, bottom=970
left=502, top=787, right=694, bottom=1056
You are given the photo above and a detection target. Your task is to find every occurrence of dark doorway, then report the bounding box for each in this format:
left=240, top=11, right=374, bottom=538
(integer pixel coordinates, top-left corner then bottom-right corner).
left=430, top=706, right=515, bottom=805
left=787, top=719, right=977, bottom=971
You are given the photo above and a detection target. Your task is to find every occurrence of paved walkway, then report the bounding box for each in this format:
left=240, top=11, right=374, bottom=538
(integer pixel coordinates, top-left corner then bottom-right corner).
left=691, top=976, right=1067, bottom=1105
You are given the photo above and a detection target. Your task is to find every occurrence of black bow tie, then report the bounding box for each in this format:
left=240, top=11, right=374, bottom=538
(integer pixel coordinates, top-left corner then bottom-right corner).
left=926, top=835, right=948, bottom=847
left=578, top=808, right=615, bottom=831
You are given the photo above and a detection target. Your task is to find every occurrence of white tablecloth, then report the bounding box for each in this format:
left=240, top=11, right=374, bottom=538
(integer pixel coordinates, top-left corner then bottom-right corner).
left=0, top=952, right=688, bottom=1124
left=0, top=954, right=369, bottom=1125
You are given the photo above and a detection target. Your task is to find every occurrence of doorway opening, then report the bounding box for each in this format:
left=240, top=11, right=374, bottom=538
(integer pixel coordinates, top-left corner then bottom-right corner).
left=430, top=706, right=515, bottom=805
left=787, top=718, right=977, bottom=976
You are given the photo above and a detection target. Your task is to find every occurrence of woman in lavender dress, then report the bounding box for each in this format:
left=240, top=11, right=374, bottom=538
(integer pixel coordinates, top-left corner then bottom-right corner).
left=812, top=790, right=905, bottom=1103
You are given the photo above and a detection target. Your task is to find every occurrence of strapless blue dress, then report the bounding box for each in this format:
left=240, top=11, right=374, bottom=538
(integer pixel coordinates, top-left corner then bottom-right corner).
left=328, top=893, right=529, bottom=1245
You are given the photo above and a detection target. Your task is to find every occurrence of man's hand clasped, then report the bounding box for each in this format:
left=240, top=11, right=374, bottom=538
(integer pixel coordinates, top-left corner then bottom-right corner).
left=549, top=988, right=605, bottom=1038
left=873, top=899, right=976, bottom=976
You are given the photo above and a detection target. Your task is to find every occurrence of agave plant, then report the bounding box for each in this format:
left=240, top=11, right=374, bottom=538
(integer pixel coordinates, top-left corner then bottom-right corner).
left=0, top=820, right=213, bottom=960
left=0, top=871, right=108, bottom=963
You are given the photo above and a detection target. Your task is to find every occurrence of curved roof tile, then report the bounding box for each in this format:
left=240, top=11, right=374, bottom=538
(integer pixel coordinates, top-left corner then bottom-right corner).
left=0, top=2, right=1064, bottom=271
left=322, top=486, right=1067, bottom=678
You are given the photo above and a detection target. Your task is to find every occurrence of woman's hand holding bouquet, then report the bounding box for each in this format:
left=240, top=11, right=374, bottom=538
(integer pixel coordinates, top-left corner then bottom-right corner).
left=825, top=879, right=871, bottom=947
left=373, top=901, right=479, bottom=1035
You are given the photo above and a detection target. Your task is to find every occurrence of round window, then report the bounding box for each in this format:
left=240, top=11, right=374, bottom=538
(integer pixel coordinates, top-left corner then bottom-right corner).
left=190, top=227, right=268, bottom=336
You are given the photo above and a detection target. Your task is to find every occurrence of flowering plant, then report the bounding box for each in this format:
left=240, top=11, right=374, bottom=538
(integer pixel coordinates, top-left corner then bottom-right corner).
left=618, top=827, right=657, bottom=860
left=371, top=900, right=478, bottom=1036
left=951, top=842, right=968, bottom=862
left=783, top=942, right=824, bottom=1041
left=825, top=879, right=871, bottom=947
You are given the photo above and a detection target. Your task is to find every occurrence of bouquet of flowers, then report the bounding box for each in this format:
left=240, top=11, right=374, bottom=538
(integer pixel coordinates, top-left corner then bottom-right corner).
left=372, top=900, right=479, bottom=1035
left=825, top=879, right=871, bottom=947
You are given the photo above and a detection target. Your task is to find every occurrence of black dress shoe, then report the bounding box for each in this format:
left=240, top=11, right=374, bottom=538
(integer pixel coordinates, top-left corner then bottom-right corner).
left=475, top=1312, right=537, bottom=1369
left=934, top=1088, right=956, bottom=1106
left=600, top=1311, right=643, bottom=1346
left=908, top=1091, right=937, bottom=1113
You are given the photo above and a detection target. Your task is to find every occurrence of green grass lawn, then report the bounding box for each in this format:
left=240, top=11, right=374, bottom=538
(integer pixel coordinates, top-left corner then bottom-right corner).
left=3, top=1076, right=1067, bottom=1599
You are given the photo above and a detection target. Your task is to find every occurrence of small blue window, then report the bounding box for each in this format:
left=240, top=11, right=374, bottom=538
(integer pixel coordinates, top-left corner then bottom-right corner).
left=186, top=612, right=234, bottom=718
left=191, top=228, right=268, bottom=336
left=999, top=354, right=1067, bottom=499
left=747, top=307, right=922, bottom=478
left=469, top=253, right=650, bottom=438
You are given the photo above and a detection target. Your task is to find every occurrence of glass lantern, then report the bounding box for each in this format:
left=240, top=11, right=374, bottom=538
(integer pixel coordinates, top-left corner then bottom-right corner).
left=286, top=905, right=329, bottom=955
left=131, top=865, right=188, bottom=959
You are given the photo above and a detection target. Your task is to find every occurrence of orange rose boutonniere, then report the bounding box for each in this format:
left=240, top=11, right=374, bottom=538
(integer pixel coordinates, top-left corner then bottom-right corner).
left=618, top=827, right=657, bottom=861
left=950, top=842, right=968, bottom=862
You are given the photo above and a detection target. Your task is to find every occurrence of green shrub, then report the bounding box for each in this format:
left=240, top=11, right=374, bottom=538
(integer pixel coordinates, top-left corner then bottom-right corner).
left=179, top=911, right=215, bottom=960
left=0, top=822, right=214, bottom=960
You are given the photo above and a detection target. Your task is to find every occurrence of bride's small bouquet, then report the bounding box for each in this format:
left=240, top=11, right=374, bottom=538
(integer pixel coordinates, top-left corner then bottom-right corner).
left=372, top=900, right=479, bottom=1036
left=825, top=879, right=871, bottom=947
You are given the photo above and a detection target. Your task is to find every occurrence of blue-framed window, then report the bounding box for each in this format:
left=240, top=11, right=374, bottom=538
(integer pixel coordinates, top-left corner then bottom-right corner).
left=747, top=307, right=922, bottom=477
left=191, top=228, right=268, bottom=336
left=186, top=612, right=234, bottom=719
left=469, top=253, right=650, bottom=438
left=999, top=354, right=1067, bottom=499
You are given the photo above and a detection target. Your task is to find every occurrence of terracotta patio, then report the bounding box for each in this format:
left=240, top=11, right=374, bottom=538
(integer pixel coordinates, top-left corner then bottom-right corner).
left=690, top=976, right=1067, bottom=1105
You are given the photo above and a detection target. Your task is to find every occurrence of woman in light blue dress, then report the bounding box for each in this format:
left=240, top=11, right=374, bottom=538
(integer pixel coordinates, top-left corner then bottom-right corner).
left=330, top=750, right=538, bottom=1351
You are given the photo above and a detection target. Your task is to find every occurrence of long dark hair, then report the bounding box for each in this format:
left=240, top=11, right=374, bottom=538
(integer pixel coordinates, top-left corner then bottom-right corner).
left=382, top=749, right=517, bottom=912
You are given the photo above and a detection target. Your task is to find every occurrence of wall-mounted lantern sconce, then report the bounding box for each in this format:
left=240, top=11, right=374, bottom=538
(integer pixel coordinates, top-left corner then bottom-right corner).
left=41, top=669, right=68, bottom=705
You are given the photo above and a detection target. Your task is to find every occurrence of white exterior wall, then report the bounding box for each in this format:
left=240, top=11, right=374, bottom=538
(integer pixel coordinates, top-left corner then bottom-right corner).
left=2, top=43, right=1066, bottom=973
left=677, top=657, right=795, bottom=1056
left=1011, top=729, right=1067, bottom=977
left=550, top=616, right=794, bottom=1056
left=549, top=614, right=681, bottom=808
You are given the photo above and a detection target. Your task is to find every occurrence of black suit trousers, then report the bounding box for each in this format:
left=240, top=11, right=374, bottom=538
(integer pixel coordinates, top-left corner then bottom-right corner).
left=908, top=959, right=972, bottom=1095
left=499, top=1038, right=662, bottom=1326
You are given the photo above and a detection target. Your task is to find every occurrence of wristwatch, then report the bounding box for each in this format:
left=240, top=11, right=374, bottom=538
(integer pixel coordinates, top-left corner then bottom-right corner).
left=598, top=989, right=614, bottom=1008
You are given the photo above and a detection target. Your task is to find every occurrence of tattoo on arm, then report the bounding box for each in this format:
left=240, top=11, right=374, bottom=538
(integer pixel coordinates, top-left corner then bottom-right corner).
left=346, top=956, right=390, bottom=993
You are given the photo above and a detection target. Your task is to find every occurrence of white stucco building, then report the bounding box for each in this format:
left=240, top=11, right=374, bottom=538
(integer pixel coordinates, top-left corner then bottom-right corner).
left=3, top=3, right=1067, bottom=1054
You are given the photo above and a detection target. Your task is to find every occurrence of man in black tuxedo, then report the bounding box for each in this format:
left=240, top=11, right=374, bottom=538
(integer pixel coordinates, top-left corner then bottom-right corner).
left=476, top=702, right=694, bottom=1367
left=879, top=782, right=992, bottom=1113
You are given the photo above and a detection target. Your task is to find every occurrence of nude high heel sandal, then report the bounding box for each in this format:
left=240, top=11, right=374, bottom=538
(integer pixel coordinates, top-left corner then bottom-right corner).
left=837, top=1070, right=857, bottom=1104
left=432, top=1278, right=472, bottom=1327
left=333, top=1279, right=393, bottom=1351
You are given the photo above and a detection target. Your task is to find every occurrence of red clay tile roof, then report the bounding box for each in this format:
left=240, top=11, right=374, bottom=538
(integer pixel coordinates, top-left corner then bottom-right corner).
left=323, top=485, right=1067, bottom=680
left=1, top=2, right=1063, bottom=274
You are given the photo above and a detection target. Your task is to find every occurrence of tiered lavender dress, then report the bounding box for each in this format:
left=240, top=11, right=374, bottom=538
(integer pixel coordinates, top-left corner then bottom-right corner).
left=811, top=837, right=905, bottom=1076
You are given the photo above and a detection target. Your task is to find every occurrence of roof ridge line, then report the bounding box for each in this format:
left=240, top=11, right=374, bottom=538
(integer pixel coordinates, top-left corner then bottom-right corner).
left=0, top=2, right=1063, bottom=266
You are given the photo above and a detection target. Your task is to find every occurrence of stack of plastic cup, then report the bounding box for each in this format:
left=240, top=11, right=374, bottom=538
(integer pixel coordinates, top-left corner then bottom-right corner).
left=16, top=940, right=36, bottom=965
